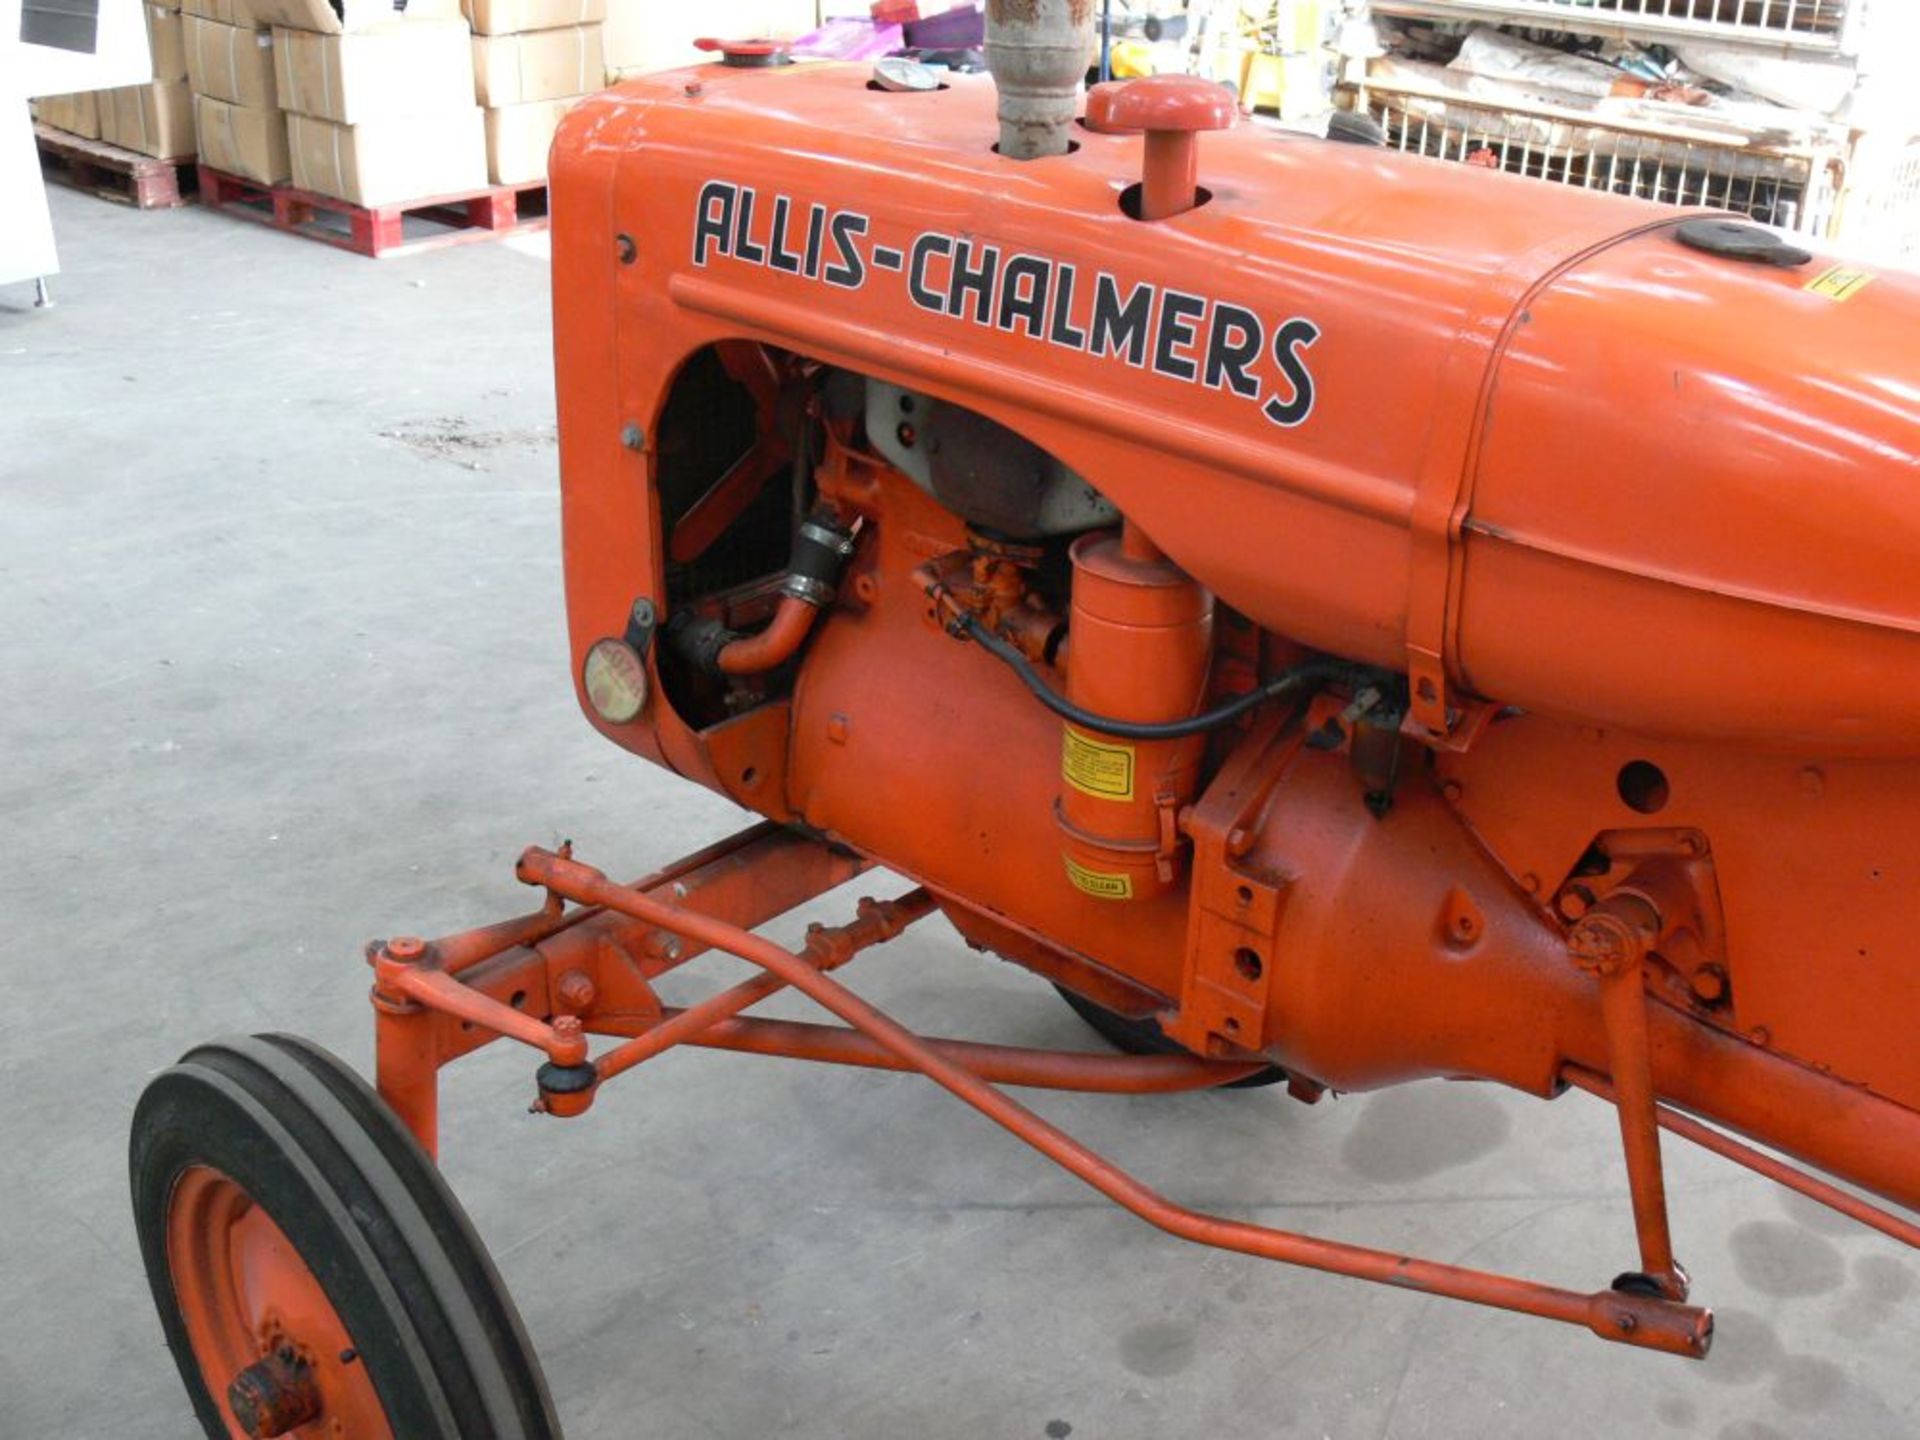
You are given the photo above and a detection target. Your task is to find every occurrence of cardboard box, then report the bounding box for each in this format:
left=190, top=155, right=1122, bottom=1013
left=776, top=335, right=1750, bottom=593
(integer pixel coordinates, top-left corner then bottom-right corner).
left=195, top=93, right=289, bottom=181
left=246, top=0, right=460, bottom=35
left=101, top=80, right=198, bottom=158
left=464, top=0, right=602, bottom=37
left=275, top=19, right=474, bottom=122
left=472, top=24, right=601, bottom=107
left=482, top=93, right=577, bottom=184
left=147, top=5, right=189, bottom=81
left=35, top=91, right=103, bottom=139
left=184, top=17, right=278, bottom=107
left=181, top=0, right=261, bottom=27
left=287, top=106, right=485, bottom=204
left=603, top=2, right=813, bottom=77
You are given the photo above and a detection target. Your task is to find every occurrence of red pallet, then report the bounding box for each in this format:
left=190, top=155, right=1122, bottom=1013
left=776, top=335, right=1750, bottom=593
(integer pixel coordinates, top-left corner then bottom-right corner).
left=36, top=123, right=193, bottom=209
left=196, top=166, right=550, bottom=259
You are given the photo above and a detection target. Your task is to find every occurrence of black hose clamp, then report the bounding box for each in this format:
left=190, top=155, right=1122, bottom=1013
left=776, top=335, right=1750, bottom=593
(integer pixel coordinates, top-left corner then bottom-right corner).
left=782, top=514, right=857, bottom=607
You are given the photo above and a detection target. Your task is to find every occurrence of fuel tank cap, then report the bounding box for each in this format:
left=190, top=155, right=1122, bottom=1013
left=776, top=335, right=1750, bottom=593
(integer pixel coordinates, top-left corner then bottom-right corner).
left=1673, top=219, right=1812, bottom=267
left=872, top=57, right=943, bottom=92
left=694, top=36, right=792, bottom=67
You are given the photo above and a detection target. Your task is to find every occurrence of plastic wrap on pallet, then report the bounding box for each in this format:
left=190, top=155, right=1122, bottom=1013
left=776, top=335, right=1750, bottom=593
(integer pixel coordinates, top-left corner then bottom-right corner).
left=1448, top=28, right=1629, bottom=101
left=1673, top=43, right=1856, bottom=119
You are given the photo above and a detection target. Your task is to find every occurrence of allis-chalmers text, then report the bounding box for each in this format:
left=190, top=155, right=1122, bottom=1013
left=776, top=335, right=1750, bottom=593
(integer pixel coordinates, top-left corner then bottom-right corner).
left=692, top=180, right=1321, bottom=429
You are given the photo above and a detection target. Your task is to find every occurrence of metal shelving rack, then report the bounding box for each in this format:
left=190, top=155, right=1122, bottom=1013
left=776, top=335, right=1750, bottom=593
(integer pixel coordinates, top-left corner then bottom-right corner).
left=1370, top=1, right=1863, bottom=54
left=1347, top=0, right=1918, bottom=265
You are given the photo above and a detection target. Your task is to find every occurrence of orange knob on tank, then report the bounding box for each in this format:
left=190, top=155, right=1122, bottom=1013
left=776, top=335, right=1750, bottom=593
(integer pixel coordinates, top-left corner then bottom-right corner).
left=1056, top=524, right=1213, bottom=903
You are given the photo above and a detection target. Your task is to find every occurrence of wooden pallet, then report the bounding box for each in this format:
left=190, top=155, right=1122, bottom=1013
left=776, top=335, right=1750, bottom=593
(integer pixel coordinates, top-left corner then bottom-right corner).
left=35, top=123, right=194, bottom=210
left=196, top=167, right=550, bottom=259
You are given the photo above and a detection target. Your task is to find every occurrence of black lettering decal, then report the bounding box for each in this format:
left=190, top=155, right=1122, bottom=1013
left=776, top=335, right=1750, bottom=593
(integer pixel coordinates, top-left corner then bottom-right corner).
left=1089, top=274, right=1153, bottom=366
left=803, top=203, right=827, bottom=279
left=909, top=234, right=953, bottom=312
left=693, top=180, right=736, bottom=266
left=948, top=240, right=1000, bottom=325
left=766, top=196, right=802, bottom=273
left=733, top=187, right=766, bottom=265
left=1153, top=292, right=1206, bottom=381
left=1263, top=318, right=1321, bottom=428
left=1203, top=303, right=1264, bottom=398
left=996, top=256, right=1051, bottom=338
left=824, top=211, right=869, bottom=289
left=872, top=246, right=904, bottom=271
left=1048, top=262, right=1088, bottom=350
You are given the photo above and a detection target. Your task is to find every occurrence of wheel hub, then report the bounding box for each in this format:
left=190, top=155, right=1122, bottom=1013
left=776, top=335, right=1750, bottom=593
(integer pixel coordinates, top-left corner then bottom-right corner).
left=227, top=1348, right=320, bottom=1438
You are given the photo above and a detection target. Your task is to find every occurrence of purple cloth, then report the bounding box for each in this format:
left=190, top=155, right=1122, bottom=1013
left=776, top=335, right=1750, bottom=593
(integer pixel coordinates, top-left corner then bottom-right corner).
left=905, top=4, right=983, bottom=48
left=790, top=19, right=907, bottom=62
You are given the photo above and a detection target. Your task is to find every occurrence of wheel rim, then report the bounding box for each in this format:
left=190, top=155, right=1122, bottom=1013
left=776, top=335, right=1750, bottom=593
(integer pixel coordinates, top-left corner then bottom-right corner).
left=166, top=1165, right=394, bottom=1440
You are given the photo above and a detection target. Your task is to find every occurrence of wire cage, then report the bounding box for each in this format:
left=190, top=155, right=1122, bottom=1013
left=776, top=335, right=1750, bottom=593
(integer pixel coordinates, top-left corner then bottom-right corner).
left=1365, top=84, right=1838, bottom=231
left=1370, top=0, right=1863, bottom=53
left=1834, top=133, right=1920, bottom=266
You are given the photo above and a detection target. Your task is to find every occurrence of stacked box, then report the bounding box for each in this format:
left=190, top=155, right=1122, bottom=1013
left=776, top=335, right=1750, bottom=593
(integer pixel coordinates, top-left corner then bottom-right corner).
left=182, top=0, right=285, bottom=182
left=465, top=0, right=603, bottom=185
left=146, top=2, right=189, bottom=82
left=35, top=92, right=104, bottom=140
left=101, top=82, right=198, bottom=159
left=100, top=0, right=198, bottom=158
left=257, top=0, right=485, bottom=205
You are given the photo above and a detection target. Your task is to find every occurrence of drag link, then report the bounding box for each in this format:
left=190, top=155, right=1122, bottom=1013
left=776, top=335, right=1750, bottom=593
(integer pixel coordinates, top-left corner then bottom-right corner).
left=599, top=1008, right=1269, bottom=1092
left=515, top=846, right=1714, bottom=1358
left=591, top=888, right=937, bottom=1084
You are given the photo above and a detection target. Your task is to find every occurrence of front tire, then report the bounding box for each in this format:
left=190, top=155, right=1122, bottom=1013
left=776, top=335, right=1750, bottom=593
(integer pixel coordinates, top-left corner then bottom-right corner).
left=131, top=1034, right=560, bottom=1439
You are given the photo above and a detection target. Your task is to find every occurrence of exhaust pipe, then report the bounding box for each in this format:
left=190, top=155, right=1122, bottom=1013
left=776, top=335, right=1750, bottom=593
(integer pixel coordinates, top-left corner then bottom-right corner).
left=985, top=0, right=1100, bottom=159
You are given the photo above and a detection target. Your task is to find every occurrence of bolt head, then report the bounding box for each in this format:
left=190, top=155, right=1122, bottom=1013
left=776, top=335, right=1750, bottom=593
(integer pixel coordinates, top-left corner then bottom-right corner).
left=1689, top=965, right=1728, bottom=1004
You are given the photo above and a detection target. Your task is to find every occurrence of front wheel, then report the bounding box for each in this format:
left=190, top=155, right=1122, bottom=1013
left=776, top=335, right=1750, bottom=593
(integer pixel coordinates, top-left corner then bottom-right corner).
left=131, top=1034, right=560, bottom=1439
left=1052, top=984, right=1289, bottom=1089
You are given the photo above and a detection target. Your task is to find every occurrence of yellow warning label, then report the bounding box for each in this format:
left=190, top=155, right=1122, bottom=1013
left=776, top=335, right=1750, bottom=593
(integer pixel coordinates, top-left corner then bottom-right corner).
left=1062, top=728, right=1135, bottom=801
left=1805, top=265, right=1875, bottom=302
left=1064, top=855, right=1134, bottom=901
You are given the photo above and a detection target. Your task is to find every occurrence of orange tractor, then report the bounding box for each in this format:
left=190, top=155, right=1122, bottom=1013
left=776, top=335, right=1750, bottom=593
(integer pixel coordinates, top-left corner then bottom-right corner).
left=132, top=5, right=1919, bottom=1434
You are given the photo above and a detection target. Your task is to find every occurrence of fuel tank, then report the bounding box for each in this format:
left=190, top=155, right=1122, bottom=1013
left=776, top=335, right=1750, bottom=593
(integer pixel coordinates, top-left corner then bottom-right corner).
left=550, top=65, right=1919, bottom=755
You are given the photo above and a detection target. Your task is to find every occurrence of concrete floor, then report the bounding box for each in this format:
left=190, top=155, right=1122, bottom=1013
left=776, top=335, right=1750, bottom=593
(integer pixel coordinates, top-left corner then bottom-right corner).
left=2, top=187, right=1915, bottom=1440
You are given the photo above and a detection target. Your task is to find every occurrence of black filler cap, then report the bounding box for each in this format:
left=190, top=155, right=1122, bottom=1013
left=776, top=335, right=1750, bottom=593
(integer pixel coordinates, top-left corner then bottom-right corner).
left=1673, top=219, right=1813, bottom=267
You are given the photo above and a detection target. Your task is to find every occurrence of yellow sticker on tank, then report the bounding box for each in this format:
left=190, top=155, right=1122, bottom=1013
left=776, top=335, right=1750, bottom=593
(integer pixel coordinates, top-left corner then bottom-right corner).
left=1062, top=728, right=1135, bottom=801
left=1805, top=265, right=1875, bottom=301
left=1064, top=855, right=1133, bottom=901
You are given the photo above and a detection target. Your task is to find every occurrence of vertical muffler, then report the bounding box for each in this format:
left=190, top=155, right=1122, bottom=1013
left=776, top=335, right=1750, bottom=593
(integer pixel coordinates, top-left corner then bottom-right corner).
left=985, top=0, right=1100, bottom=158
